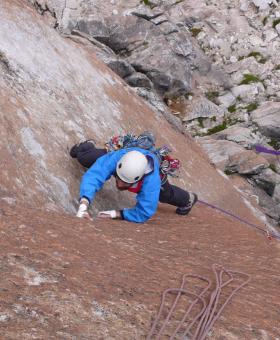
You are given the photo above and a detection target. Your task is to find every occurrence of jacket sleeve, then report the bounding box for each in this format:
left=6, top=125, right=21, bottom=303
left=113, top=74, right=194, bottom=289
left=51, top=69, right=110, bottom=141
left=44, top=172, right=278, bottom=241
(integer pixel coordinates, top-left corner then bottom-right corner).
left=79, top=151, right=121, bottom=203
left=122, top=170, right=161, bottom=223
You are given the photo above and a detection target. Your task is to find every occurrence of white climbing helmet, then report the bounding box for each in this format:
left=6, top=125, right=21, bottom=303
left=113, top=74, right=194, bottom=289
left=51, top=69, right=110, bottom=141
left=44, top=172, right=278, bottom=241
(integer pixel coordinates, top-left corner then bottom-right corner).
left=116, top=150, right=148, bottom=184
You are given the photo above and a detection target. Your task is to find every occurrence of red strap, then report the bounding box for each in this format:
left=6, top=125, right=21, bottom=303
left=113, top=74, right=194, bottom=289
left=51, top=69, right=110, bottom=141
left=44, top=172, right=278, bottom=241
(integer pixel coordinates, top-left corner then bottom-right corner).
left=128, top=180, right=143, bottom=193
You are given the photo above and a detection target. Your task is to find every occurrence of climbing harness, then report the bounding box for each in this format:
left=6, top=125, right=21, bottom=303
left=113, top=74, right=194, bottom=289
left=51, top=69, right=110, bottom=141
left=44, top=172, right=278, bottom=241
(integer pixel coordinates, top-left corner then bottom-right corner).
left=105, top=132, right=181, bottom=185
left=198, top=199, right=280, bottom=241
left=147, top=264, right=251, bottom=340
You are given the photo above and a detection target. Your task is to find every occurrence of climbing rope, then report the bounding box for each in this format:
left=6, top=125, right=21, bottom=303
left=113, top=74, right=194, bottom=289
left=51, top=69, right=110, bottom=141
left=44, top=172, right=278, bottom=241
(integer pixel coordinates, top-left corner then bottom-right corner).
left=147, top=275, right=210, bottom=340
left=254, top=144, right=280, bottom=155
left=147, top=264, right=251, bottom=340
left=197, top=199, right=280, bottom=241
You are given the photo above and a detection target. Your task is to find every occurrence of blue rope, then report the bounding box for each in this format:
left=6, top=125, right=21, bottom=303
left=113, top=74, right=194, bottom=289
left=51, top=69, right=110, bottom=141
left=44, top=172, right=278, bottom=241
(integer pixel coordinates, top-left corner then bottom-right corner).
left=198, top=199, right=280, bottom=241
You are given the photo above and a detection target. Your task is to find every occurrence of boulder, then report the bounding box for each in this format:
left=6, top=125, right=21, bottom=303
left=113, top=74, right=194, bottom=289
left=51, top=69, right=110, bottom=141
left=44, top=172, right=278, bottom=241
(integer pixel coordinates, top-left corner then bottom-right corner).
left=252, top=0, right=276, bottom=10
left=76, top=18, right=110, bottom=45
left=183, top=97, right=226, bottom=122
left=225, top=150, right=269, bottom=175
left=264, top=202, right=280, bottom=221
left=214, top=126, right=265, bottom=148
left=252, top=186, right=280, bottom=221
left=225, top=57, right=273, bottom=79
left=251, top=102, right=280, bottom=138
left=182, top=96, right=229, bottom=136
left=106, top=59, right=135, bottom=78
left=264, top=29, right=279, bottom=43
left=76, top=15, right=157, bottom=53
left=231, top=83, right=265, bottom=101
left=158, top=21, right=179, bottom=35
left=198, top=139, right=246, bottom=170
left=124, top=72, right=153, bottom=89
left=128, top=31, right=194, bottom=96
left=252, top=168, right=280, bottom=196
left=216, top=92, right=236, bottom=108
left=74, top=14, right=194, bottom=97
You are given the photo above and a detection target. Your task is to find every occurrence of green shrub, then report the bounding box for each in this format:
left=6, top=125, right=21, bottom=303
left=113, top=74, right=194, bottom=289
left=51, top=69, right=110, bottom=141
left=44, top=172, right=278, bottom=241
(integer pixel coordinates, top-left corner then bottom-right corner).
left=247, top=51, right=267, bottom=64
left=228, top=104, right=236, bottom=113
left=205, top=116, right=243, bottom=135
left=268, top=138, right=280, bottom=150
left=142, top=0, right=156, bottom=8
left=239, top=73, right=261, bottom=85
left=244, top=102, right=258, bottom=112
left=273, top=18, right=280, bottom=28
left=205, top=91, right=219, bottom=102
left=238, top=52, right=267, bottom=64
left=207, top=121, right=227, bottom=134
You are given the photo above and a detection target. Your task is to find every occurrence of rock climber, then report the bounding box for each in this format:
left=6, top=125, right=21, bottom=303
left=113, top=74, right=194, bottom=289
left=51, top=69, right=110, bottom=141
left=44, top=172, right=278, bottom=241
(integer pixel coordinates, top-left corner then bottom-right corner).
left=70, top=135, right=198, bottom=223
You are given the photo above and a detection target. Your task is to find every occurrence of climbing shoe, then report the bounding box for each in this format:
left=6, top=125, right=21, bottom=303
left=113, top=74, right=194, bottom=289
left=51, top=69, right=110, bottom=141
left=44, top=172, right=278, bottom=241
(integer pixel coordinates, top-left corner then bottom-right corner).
left=176, top=192, right=198, bottom=215
left=69, top=143, right=79, bottom=158
left=69, top=139, right=95, bottom=158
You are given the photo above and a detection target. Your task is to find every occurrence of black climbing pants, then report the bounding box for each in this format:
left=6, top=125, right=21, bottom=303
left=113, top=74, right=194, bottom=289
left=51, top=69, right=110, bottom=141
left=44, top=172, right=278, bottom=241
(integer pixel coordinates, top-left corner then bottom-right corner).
left=70, top=141, right=190, bottom=207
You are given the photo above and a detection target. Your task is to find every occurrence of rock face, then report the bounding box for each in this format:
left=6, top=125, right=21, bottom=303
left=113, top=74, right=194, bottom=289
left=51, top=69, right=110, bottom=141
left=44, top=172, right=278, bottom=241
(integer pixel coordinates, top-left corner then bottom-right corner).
left=1, top=199, right=280, bottom=339
left=1, top=1, right=280, bottom=338
left=0, top=0, right=267, bottom=225
left=24, top=0, right=280, bottom=225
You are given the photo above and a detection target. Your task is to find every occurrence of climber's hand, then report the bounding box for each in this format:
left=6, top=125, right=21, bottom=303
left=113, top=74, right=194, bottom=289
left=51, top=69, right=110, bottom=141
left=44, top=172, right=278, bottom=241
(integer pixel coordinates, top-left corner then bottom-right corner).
left=76, top=198, right=92, bottom=221
left=98, top=210, right=121, bottom=219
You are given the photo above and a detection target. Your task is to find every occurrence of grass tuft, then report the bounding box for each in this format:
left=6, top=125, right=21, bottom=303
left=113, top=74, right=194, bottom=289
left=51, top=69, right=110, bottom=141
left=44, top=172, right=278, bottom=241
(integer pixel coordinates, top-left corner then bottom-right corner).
left=205, top=91, right=219, bottom=102
left=244, top=102, right=258, bottom=112
left=228, top=104, right=236, bottom=113
left=239, top=73, right=261, bottom=85
left=190, top=28, right=202, bottom=37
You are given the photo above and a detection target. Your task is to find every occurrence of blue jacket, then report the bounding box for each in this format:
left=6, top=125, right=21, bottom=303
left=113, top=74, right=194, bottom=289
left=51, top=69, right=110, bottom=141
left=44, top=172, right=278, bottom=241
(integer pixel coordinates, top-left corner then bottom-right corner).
left=80, top=147, right=161, bottom=223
